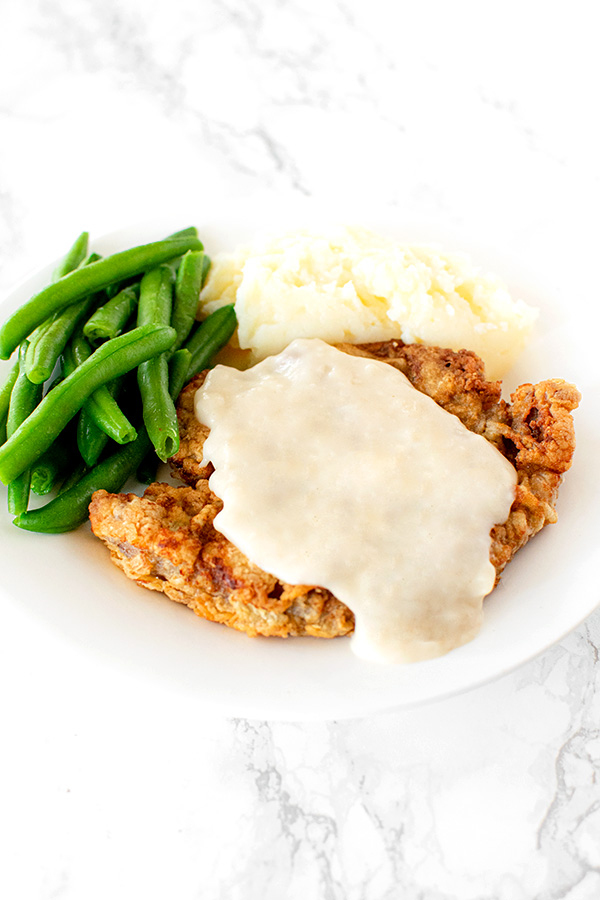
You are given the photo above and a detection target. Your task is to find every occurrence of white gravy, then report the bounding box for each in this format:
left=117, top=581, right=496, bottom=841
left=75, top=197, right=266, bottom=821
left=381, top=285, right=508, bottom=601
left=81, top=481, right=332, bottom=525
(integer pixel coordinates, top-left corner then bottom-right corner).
left=194, top=339, right=517, bottom=663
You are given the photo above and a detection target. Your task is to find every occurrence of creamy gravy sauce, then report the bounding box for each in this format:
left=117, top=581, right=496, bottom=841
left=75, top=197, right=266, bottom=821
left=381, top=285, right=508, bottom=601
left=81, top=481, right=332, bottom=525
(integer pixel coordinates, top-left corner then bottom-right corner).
left=195, top=339, right=517, bottom=663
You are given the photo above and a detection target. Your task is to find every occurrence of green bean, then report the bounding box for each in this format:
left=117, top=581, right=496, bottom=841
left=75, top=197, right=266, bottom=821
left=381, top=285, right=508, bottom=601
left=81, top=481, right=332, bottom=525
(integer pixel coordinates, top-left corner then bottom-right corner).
left=166, top=227, right=199, bottom=241
left=0, top=323, right=176, bottom=485
left=83, top=285, right=139, bottom=344
left=0, top=235, right=202, bottom=360
left=137, top=265, right=178, bottom=461
left=63, top=331, right=136, bottom=445
left=135, top=349, right=191, bottom=483
left=24, top=317, right=55, bottom=373
left=137, top=265, right=174, bottom=326
left=171, top=251, right=205, bottom=351
left=31, top=427, right=79, bottom=495
left=6, top=344, right=43, bottom=514
left=7, top=476, right=29, bottom=516
left=183, top=305, right=237, bottom=379
left=77, top=406, right=110, bottom=468
left=0, top=359, right=20, bottom=445
left=7, top=477, right=28, bottom=516
left=14, top=348, right=188, bottom=533
left=25, top=293, right=100, bottom=384
left=52, top=232, right=89, bottom=281
left=168, top=348, right=192, bottom=401
left=138, top=356, right=177, bottom=462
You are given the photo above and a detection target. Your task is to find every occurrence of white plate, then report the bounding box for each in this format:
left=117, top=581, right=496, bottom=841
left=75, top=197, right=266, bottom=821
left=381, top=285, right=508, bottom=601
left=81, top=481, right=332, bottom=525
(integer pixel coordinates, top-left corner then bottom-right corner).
left=0, top=204, right=598, bottom=720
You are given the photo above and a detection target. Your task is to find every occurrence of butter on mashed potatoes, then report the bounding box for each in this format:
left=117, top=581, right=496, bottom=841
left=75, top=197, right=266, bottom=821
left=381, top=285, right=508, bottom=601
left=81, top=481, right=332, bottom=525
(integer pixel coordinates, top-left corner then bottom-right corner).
left=199, top=226, right=537, bottom=379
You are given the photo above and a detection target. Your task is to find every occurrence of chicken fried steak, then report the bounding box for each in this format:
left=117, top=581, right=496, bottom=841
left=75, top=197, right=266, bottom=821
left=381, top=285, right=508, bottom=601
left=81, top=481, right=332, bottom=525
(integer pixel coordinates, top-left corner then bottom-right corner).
left=89, top=341, right=580, bottom=639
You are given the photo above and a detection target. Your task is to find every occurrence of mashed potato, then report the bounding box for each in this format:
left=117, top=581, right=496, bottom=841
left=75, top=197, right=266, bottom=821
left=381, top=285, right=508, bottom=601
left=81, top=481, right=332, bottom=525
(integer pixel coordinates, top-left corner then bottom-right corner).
left=199, top=226, right=537, bottom=379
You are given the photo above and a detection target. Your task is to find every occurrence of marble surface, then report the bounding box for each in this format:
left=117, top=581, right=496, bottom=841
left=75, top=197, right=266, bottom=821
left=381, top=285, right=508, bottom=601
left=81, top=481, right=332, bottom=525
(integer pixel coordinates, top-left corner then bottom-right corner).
left=1, top=1, right=599, bottom=897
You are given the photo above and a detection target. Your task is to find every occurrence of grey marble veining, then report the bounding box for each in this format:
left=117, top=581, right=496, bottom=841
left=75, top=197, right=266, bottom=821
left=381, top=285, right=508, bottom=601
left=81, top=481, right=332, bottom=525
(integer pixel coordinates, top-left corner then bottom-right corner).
left=0, top=1, right=599, bottom=898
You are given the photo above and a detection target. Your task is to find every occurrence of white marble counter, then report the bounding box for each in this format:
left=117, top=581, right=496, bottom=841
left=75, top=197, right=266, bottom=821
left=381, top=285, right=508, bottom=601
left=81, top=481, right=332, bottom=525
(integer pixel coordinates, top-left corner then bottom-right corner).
left=1, top=2, right=599, bottom=898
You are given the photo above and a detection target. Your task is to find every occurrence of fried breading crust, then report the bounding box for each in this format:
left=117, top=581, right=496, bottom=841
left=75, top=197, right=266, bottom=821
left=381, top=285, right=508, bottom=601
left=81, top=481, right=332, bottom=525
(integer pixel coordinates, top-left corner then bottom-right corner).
left=89, top=341, right=580, bottom=639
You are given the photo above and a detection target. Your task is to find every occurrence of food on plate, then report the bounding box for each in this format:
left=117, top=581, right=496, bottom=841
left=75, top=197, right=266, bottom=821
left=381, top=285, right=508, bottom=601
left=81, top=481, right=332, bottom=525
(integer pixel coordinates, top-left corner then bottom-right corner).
left=0, top=229, right=236, bottom=529
left=199, top=226, right=537, bottom=379
left=0, top=223, right=580, bottom=664
left=89, top=338, right=579, bottom=663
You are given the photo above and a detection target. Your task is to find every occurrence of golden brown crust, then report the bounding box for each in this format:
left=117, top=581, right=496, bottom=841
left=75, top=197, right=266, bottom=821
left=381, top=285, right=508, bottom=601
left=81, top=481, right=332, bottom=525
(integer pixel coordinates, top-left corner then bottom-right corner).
left=88, top=483, right=354, bottom=638
left=488, top=379, right=580, bottom=575
left=168, top=369, right=212, bottom=487
left=89, top=340, right=580, bottom=639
